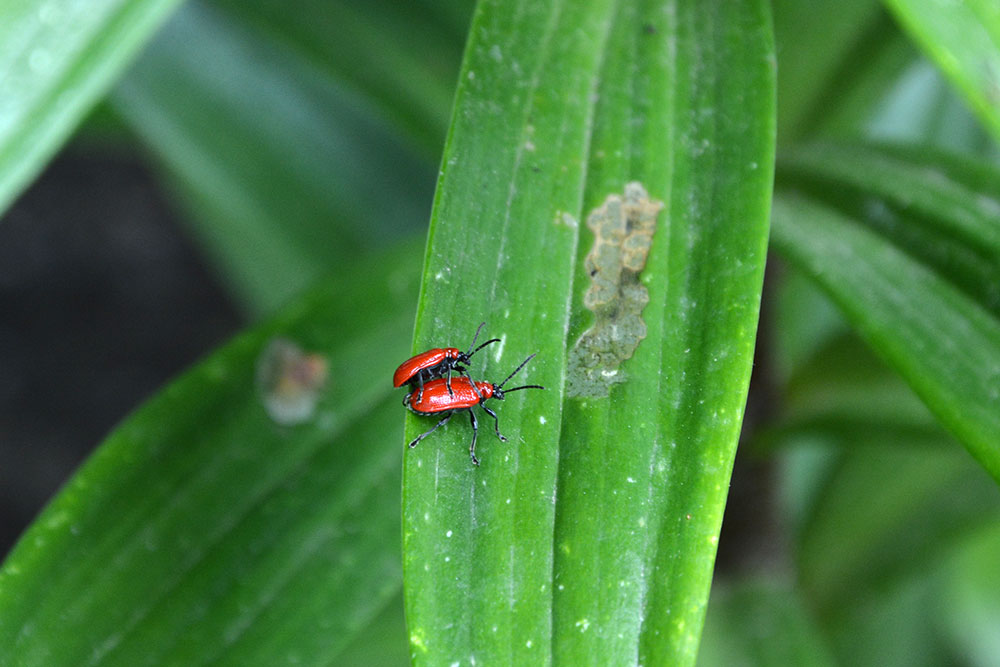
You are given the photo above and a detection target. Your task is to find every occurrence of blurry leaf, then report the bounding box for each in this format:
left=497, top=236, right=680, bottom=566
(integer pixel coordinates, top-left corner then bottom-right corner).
left=799, top=444, right=1000, bottom=614
left=771, top=187, right=1000, bottom=481
left=770, top=264, right=851, bottom=383
left=210, top=0, right=470, bottom=157
left=867, top=59, right=1000, bottom=156
left=772, top=0, right=913, bottom=143
left=822, top=566, right=952, bottom=667
left=778, top=141, right=1000, bottom=315
left=938, top=523, right=1000, bottom=667
left=792, top=442, right=1000, bottom=666
left=0, top=0, right=181, bottom=215
left=776, top=335, right=952, bottom=444
left=883, top=0, right=1000, bottom=143
left=697, top=579, right=836, bottom=667
left=401, top=1, right=775, bottom=665
left=770, top=333, right=949, bottom=539
left=336, top=594, right=410, bottom=666
left=0, top=241, right=422, bottom=664
left=112, top=1, right=439, bottom=314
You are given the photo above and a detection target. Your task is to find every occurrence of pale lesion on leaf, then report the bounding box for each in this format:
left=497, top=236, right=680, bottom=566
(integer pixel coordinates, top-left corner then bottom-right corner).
left=567, top=182, right=662, bottom=398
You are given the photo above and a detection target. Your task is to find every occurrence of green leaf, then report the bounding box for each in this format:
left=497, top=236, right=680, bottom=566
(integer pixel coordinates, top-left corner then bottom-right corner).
left=0, top=242, right=421, bottom=664
left=771, top=176, right=1000, bottom=481
left=766, top=334, right=949, bottom=451
left=795, top=442, right=1000, bottom=665
left=402, top=1, right=775, bottom=664
left=209, top=0, right=470, bottom=157
left=798, top=442, right=1000, bottom=613
left=773, top=0, right=912, bottom=143
left=883, top=0, right=1000, bottom=143
left=778, top=141, right=1000, bottom=316
left=0, top=0, right=182, bottom=216
left=697, top=579, right=836, bottom=667
left=938, top=523, right=1000, bottom=665
left=111, top=1, right=441, bottom=313
left=336, top=594, right=410, bottom=666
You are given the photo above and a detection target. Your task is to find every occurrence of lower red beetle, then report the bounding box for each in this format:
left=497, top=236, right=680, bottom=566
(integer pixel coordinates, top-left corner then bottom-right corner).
left=393, top=322, right=500, bottom=401
left=404, top=353, right=544, bottom=465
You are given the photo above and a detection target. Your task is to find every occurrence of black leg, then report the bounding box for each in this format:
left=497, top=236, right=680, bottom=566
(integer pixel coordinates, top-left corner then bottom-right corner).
left=416, top=373, right=426, bottom=403
left=468, top=409, right=480, bottom=466
left=445, top=367, right=454, bottom=397
left=469, top=372, right=484, bottom=401
left=408, top=412, right=452, bottom=449
left=482, top=403, right=506, bottom=442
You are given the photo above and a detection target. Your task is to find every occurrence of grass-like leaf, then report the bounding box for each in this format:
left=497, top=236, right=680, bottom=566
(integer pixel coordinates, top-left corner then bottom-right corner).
left=771, top=187, right=1000, bottom=481
left=778, top=141, right=1000, bottom=315
left=0, top=0, right=182, bottom=215
left=402, top=1, right=775, bottom=664
left=0, top=243, right=421, bottom=664
left=799, top=443, right=1000, bottom=615
left=883, top=0, right=1000, bottom=142
left=773, top=0, right=913, bottom=143
left=210, top=0, right=469, bottom=158
left=111, top=1, right=441, bottom=313
left=697, top=580, right=837, bottom=667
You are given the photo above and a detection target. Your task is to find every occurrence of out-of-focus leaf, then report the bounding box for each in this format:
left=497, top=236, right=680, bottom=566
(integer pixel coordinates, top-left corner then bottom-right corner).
left=209, top=0, right=470, bottom=157
left=0, top=242, right=422, bottom=664
left=799, top=442, right=1000, bottom=612
left=0, top=0, right=181, bottom=215
left=938, top=523, right=1000, bottom=667
left=867, top=59, right=1000, bottom=156
left=778, top=141, right=1000, bottom=315
left=401, top=0, right=775, bottom=664
left=772, top=146, right=1000, bottom=479
left=770, top=264, right=850, bottom=384
left=112, top=1, right=440, bottom=314
left=336, top=594, right=410, bottom=666
left=824, top=567, right=952, bottom=667
left=883, top=0, right=1000, bottom=143
left=772, top=0, right=913, bottom=143
left=775, top=335, right=952, bottom=446
left=697, top=580, right=836, bottom=667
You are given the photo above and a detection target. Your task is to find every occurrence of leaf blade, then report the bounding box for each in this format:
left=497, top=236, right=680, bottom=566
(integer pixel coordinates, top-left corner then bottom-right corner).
left=771, top=192, right=1000, bottom=481
left=883, top=0, right=1000, bottom=142
left=0, top=242, right=422, bottom=664
left=0, top=0, right=182, bottom=215
left=401, top=0, right=776, bottom=664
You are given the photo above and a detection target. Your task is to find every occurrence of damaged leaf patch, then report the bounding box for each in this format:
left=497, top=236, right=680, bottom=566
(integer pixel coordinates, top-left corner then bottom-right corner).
left=567, top=182, right=662, bottom=398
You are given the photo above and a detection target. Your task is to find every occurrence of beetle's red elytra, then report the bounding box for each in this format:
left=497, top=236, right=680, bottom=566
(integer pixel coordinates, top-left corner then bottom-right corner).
left=404, top=353, right=544, bottom=465
left=392, top=322, right=500, bottom=401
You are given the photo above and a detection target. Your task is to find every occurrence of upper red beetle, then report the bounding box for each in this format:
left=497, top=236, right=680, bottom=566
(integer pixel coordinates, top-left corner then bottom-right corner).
left=404, top=353, right=544, bottom=465
left=393, top=322, right=500, bottom=401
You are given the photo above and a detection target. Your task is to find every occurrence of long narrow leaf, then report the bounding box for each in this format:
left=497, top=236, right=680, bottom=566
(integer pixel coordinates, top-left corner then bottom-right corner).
left=112, top=2, right=438, bottom=313
left=402, top=1, right=775, bottom=664
left=210, top=0, right=469, bottom=157
left=883, top=0, right=1000, bottom=142
left=0, top=242, right=421, bottom=664
left=0, top=0, right=181, bottom=215
left=771, top=193, right=1000, bottom=481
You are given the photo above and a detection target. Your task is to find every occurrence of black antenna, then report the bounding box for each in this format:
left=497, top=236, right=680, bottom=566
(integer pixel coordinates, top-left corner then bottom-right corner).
left=503, top=384, right=545, bottom=393
left=465, top=322, right=500, bottom=358
left=471, top=337, right=502, bottom=356
left=467, top=322, right=486, bottom=350
left=497, top=353, right=537, bottom=389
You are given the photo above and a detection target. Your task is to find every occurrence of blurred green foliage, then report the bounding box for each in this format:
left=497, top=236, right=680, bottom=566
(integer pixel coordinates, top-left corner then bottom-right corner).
left=1, top=0, right=999, bottom=665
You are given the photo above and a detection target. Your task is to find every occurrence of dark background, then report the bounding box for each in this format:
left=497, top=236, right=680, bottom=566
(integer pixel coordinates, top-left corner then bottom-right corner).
left=0, top=149, right=242, bottom=555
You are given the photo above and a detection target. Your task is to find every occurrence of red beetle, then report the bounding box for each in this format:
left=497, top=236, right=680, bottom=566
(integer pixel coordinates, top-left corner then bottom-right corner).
left=393, top=322, right=500, bottom=401
left=404, top=354, right=544, bottom=465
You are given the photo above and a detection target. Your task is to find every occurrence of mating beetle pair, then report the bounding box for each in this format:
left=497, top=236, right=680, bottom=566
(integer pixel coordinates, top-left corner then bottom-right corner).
left=393, top=323, right=543, bottom=465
